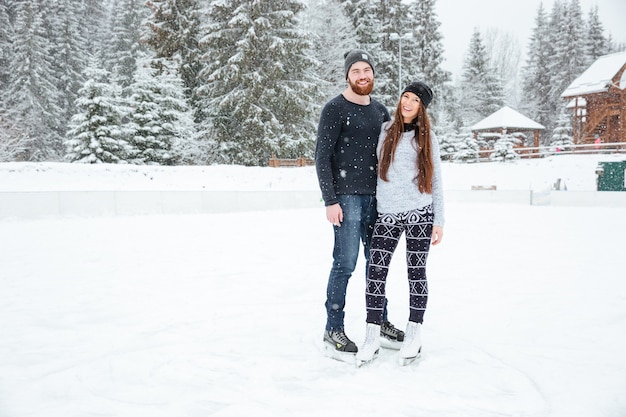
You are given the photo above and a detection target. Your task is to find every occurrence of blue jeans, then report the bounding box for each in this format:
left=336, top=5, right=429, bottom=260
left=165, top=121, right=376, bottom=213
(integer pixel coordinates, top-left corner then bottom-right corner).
left=325, top=194, right=388, bottom=331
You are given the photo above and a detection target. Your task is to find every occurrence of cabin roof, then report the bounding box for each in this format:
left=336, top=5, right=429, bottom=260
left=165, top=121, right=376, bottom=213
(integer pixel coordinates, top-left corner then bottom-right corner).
left=561, top=51, right=626, bottom=98
left=471, top=106, right=545, bottom=132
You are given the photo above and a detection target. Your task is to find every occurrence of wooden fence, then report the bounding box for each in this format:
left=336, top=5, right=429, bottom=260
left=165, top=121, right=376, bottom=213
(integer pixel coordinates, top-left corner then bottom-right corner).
left=268, top=155, right=315, bottom=167
left=272, top=142, right=626, bottom=166
left=442, top=142, right=626, bottom=162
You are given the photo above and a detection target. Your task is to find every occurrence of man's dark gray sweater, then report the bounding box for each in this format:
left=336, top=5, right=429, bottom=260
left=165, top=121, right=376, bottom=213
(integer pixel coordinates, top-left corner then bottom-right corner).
left=315, top=94, right=390, bottom=206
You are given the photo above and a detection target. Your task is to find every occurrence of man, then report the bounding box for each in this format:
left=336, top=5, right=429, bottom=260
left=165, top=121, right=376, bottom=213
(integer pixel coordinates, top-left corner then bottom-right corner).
left=315, top=49, right=404, bottom=361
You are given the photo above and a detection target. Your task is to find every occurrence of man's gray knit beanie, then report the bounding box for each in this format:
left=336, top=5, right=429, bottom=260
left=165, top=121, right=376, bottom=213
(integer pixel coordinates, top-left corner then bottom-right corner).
left=344, top=49, right=375, bottom=79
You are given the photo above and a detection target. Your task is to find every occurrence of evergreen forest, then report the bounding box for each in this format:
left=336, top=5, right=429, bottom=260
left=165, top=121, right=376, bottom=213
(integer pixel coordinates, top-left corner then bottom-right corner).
left=0, top=0, right=624, bottom=165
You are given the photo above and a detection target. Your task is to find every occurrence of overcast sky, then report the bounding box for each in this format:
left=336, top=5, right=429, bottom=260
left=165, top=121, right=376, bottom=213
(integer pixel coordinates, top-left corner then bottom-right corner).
left=434, top=0, right=626, bottom=78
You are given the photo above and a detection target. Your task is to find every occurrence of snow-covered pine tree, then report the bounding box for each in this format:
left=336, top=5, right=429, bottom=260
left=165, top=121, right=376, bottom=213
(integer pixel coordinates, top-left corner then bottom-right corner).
left=107, top=0, right=149, bottom=90
left=65, top=59, right=128, bottom=163
left=405, top=0, right=450, bottom=118
left=440, top=82, right=464, bottom=132
left=197, top=0, right=319, bottom=166
left=607, top=34, right=626, bottom=53
left=520, top=3, right=553, bottom=143
left=299, top=0, right=357, bottom=102
left=483, top=65, right=505, bottom=116
left=47, top=0, right=89, bottom=131
left=372, top=0, right=407, bottom=107
left=548, top=0, right=587, bottom=128
left=584, top=6, right=608, bottom=64
left=550, top=106, right=574, bottom=152
left=82, top=0, right=110, bottom=61
left=125, top=56, right=196, bottom=165
left=0, top=112, right=30, bottom=162
left=452, top=128, right=480, bottom=163
left=194, top=0, right=238, bottom=159
left=459, top=29, right=504, bottom=127
left=0, top=1, right=11, bottom=95
left=341, top=0, right=380, bottom=52
left=432, top=108, right=458, bottom=161
left=143, top=0, right=203, bottom=106
left=490, top=132, right=521, bottom=162
left=4, top=0, right=64, bottom=160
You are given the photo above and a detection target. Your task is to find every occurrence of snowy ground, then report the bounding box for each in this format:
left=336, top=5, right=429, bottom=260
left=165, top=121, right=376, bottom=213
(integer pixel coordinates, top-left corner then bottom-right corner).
left=1, top=153, right=624, bottom=192
left=1, top=155, right=625, bottom=417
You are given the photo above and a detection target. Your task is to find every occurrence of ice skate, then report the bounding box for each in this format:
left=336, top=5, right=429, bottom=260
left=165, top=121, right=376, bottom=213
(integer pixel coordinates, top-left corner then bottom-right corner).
left=380, top=320, right=404, bottom=350
left=323, top=329, right=358, bottom=364
left=356, top=323, right=380, bottom=367
left=398, top=321, right=422, bottom=366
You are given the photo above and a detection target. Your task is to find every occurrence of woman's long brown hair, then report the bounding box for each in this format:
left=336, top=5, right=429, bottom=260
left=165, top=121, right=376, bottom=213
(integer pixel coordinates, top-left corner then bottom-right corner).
left=378, top=98, right=433, bottom=194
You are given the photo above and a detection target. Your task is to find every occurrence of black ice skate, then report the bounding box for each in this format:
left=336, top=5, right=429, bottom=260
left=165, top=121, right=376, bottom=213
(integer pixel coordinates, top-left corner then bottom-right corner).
left=380, top=321, right=404, bottom=350
left=323, top=330, right=358, bottom=364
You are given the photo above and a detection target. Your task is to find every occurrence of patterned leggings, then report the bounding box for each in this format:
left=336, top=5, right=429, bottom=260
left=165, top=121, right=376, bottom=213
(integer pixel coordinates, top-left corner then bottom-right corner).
left=366, top=205, right=433, bottom=324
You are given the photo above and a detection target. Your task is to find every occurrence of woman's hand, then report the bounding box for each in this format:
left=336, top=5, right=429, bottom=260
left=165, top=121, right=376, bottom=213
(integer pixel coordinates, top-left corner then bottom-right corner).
left=431, top=226, right=443, bottom=245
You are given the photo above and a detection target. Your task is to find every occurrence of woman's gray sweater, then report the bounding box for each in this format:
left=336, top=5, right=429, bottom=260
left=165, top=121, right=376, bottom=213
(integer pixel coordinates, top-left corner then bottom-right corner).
left=375, top=121, right=445, bottom=227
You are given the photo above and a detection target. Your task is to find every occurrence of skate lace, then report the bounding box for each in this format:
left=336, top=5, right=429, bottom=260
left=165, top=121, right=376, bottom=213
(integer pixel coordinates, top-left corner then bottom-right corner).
left=382, top=321, right=399, bottom=336
left=331, top=331, right=351, bottom=345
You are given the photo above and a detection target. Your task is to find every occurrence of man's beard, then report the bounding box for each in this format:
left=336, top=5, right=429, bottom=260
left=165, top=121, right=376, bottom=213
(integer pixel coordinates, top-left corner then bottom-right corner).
left=349, top=78, right=374, bottom=96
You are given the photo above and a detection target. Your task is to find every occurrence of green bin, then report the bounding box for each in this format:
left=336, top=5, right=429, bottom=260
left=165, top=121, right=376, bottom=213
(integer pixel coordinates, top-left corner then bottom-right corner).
left=596, top=161, right=626, bottom=191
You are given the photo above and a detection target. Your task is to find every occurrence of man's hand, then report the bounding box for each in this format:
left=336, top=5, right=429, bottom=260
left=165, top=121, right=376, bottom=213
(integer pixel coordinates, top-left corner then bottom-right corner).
left=326, top=204, right=343, bottom=227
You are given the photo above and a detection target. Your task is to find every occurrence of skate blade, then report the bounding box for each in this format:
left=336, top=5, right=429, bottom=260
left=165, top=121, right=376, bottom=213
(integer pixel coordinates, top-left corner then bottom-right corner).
left=355, top=350, right=379, bottom=368
left=323, top=342, right=357, bottom=365
left=398, top=349, right=422, bottom=366
left=398, top=355, right=420, bottom=366
left=380, top=337, right=402, bottom=350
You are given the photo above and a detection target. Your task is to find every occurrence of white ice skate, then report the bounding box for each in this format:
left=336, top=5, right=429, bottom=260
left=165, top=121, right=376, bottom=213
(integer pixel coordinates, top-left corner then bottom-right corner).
left=356, top=323, right=380, bottom=367
left=398, top=321, right=422, bottom=366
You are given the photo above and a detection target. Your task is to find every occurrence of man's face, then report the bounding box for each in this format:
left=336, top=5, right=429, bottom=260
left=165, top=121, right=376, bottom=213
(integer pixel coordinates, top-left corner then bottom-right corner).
left=347, top=61, right=374, bottom=96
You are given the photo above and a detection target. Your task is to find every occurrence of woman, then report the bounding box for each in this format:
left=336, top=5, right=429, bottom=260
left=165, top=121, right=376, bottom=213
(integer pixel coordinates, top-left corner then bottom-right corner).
left=356, top=81, right=444, bottom=366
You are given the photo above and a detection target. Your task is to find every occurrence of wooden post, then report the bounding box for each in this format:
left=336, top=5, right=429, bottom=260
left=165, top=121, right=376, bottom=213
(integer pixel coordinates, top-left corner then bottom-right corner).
left=617, top=89, right=626, bottom=142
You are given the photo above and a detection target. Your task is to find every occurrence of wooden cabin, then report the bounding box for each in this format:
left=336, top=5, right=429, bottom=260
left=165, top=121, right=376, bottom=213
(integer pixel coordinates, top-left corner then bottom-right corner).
left=561, top=51, right=626, bottom=145
left=470, top=106, right=545, bottom=156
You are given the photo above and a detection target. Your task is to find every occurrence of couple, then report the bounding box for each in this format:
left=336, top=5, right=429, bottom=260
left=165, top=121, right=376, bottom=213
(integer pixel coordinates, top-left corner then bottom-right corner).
left=315, top=49, right=445, bottom=366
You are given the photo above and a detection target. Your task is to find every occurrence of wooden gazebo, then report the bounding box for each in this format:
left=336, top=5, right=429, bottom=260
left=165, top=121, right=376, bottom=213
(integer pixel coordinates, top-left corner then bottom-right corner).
left=561, top=51, right=626, bottom=145
left=471, top=106, right=545, bottom=149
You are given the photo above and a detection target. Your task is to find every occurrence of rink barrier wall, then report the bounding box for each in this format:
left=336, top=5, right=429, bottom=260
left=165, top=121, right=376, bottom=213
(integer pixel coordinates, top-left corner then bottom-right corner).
left=0, top=189, right=625, bottom=219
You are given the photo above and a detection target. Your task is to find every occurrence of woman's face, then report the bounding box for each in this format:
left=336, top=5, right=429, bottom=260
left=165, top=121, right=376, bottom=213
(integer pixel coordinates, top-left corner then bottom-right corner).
left=400, top=92, right=421, bottom=123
